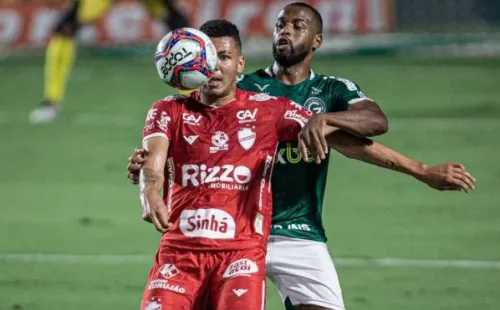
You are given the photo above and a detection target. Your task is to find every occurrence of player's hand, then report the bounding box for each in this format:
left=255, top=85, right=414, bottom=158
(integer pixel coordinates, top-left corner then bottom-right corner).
left=418, top=163, right=476, bottom=193
left=127, top=147, right=149, bottom=184
left=142, top=192, right=171, bottom=233
left=298, top=114, right=329, bottom=164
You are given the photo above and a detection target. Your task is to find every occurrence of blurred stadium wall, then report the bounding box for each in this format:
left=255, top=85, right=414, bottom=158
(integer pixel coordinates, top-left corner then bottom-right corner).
left=1, top=0, right=499, bottom=58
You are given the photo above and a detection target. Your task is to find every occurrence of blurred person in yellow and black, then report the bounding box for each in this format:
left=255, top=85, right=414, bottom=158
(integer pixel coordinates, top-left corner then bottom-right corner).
left=29, top=0, right=189, bottom=124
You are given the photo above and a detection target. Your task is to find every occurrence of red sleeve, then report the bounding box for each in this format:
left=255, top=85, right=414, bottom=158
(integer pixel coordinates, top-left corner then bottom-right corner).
left=275, top=98, right=313, bottom=141
left=142, top=98, right=178, bottom=142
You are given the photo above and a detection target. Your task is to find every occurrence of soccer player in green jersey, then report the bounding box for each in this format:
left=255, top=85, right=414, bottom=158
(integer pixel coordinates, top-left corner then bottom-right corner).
left=128, top=3, right=476, bottom=310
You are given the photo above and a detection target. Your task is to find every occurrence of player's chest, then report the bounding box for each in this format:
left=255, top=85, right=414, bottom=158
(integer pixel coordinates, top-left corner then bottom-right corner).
left=169, top=109, right=277, bottom=160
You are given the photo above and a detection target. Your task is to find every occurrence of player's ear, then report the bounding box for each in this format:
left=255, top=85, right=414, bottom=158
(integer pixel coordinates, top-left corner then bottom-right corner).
left=312, top=34, right=322, bottom=51
left=237, top=55, right=245, bottom=74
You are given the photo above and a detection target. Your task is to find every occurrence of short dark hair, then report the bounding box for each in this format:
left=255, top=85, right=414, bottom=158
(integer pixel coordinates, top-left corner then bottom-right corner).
left=199, top=19, right=242, bottom=51
left=286, top=2, right=323, bottom=34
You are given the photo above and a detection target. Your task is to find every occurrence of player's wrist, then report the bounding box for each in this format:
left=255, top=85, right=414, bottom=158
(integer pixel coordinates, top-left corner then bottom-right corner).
left=410, top=162, right=429, bottom=180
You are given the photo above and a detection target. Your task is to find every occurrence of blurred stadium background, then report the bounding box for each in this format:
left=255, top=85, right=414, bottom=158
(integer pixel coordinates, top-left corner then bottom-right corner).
left=0, top=0, right=499, bottom=309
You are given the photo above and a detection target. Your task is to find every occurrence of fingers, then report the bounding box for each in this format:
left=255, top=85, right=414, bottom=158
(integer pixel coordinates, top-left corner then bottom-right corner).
left=128, top=172, right=139, bottom=184
left=150, top=214, right=167, bottom=233
left=452, top=173, right=475, bottom=192
left=451, top=162, right=465, bottom=170
left=142, top=213, right=153, bottom=223
left=299, top=130, right=319, bottom=163
left=154, top=209, right=170, bottom=233
left=132, top=151, right=147, bottom=164
left=128, top=147, right=148, bottom=184
left=298, top=134, right=309, bottom=162
left=299, top=127, right=328, bottom=164
left=147, top=209, right=169, bottom=233
left=310, top=129, right=326, bottom=163
left=460, top=169, right=476, bottom=184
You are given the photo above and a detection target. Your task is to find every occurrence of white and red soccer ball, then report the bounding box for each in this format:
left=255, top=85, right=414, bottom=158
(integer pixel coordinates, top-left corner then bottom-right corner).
left=154, top=28, right=218, bottom=90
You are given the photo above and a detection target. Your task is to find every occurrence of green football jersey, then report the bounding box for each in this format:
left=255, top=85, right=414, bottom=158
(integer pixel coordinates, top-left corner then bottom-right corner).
left=237, top=66, right=369, bottom=242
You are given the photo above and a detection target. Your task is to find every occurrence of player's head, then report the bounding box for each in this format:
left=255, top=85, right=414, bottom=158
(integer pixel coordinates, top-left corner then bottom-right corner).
left=199, top=19, right=245, bottom=97
left=272, top=2, right=323, bottom=67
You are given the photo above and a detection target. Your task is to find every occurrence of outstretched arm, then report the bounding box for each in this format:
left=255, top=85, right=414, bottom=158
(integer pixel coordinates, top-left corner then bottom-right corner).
left=140, top=136, right=170, bottom=232
left=299, top=128, right=476, bottom=192
left=324, top=100, right=388, bottom=137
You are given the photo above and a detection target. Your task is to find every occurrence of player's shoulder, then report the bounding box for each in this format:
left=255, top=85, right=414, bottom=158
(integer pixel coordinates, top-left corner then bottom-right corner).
left=151, top=94, right=192, bottom=110
left=316, top=74, right=360, bottom=91
left=158, top=94, right=191, bottom=104
left=237, top=68, right=274, bottom=84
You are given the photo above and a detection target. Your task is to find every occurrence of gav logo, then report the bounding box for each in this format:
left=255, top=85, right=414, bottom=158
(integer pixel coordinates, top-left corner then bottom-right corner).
left=236, top=109, right=258, bottom=123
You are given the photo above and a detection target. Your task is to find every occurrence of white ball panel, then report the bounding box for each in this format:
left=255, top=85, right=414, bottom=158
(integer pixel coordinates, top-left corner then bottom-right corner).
left=180, top=71, right=210, bottom=90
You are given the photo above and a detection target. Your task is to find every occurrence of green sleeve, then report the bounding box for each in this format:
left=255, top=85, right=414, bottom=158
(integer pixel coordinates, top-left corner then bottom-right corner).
left=331, top=78, right=368, bottom=111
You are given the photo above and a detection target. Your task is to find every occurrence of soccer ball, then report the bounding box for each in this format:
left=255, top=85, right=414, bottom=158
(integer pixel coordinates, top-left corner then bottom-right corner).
left=154, top=28, right=218, bottom=90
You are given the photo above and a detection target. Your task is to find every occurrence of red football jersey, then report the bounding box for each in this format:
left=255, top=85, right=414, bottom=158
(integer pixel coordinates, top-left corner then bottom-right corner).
left=142, top=88, right=312, bottom=251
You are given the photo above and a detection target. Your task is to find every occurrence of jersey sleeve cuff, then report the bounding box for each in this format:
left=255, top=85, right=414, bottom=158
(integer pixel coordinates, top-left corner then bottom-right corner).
left=348, top=97, right=374, bottom=105
left=142, top=132, right=169, bottom=144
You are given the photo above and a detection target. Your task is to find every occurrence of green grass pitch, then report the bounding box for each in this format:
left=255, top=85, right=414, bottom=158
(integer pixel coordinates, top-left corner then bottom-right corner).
left=0, top=55, right=499, bottom=310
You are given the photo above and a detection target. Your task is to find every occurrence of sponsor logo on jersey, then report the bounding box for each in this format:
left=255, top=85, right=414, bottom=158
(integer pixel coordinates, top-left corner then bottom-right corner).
left=223, top=259, right=259, bottom=278
left=179, top=208, right=236, bottom=239
left=249, top=93, right=276, bottom=101
left=145, top=299, right=162, bottom=310
left=148, top=279, right=186, bottom=294
left=236, top=109, right=258, bottom=124
left=258, top=156, right=273, bottom=211
left=181, top=164, right=252, bottom=190
left=289, top=100, right=307, bottom=111
left=311, top=86, right=323, bottom=95
left=182, top=113, right=201, bottom=126
left=146, top=108, right=158, bottom=122
left=284, top=110, right=309, bottom=127
left=254, top=83, right=270, bottom=92
left=254, top=213, right=264, bottom=235
left=183, top=135, right=198, bottom=145
left=275, top=142, right=314, bottom=165
left=305, top=97, right=326, bottom=113
left=159, top=264, right=179, bottom=279
left=157, top=112, right=171, bottom=131
left=233, top=289, right=248, bottom=297
left=210, top=131, right=229, bottom=153
left=237, top=127, right=256, bottom=150
left=272, top=223, right=312, bottom=231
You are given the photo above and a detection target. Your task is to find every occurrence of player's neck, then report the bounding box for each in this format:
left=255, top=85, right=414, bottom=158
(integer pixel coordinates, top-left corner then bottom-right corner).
left=200, top=87, right=237, bottom=107
left=272, top=61, right=311, bottom=85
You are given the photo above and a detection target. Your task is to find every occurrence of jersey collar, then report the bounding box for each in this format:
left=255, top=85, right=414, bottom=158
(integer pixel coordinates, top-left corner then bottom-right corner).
left=265, top=65, right=316, bottom=80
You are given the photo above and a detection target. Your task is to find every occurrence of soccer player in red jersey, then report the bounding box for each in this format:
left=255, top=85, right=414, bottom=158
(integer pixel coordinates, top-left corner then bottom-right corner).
left=138, top=19, right=476, bottom=310
left=139, top=19, right=321, bottom=310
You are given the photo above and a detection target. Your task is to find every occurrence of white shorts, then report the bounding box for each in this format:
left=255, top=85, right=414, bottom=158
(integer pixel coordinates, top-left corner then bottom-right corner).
left=266, top=235, right=345, bottom=310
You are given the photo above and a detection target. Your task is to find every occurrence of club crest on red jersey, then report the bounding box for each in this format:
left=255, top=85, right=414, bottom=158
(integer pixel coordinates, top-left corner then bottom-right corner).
left=238, top=127, right=256, bottom=150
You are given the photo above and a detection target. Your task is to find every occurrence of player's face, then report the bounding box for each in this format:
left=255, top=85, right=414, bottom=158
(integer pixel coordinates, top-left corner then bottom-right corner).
left=272, top=6, right=322, bottom=67
left=202, top=36, right=245, bottom=97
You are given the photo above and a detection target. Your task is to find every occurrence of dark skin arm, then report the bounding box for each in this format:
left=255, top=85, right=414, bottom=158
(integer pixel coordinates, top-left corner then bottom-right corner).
left=298, top=128, right=476, bottom=192
left=300, top=108, right=387, bottom=163
left=324, top=99, right=389, bottom=137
